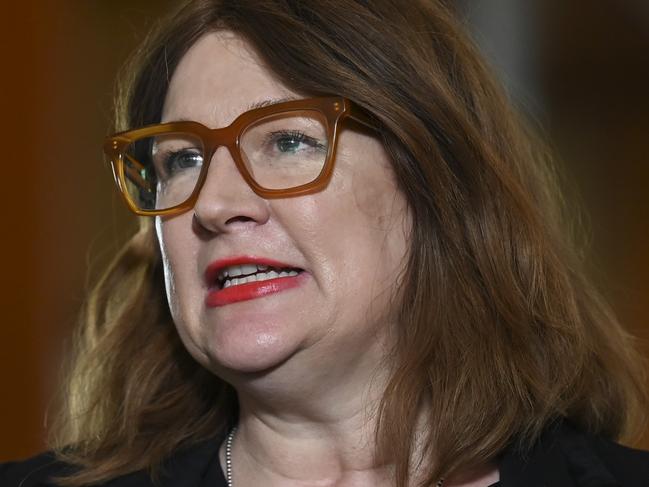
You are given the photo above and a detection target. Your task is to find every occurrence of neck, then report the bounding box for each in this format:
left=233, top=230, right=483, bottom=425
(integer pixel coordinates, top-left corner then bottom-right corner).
left=221, top=337, right=397, bottom=486
left=216, top=337, right=499, bottom=486
left=221, top=381, right=500, bottom=487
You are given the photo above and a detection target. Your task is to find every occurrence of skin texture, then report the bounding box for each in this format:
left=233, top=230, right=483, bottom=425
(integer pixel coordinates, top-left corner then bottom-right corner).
left=155, top=31, right=498, bottom=487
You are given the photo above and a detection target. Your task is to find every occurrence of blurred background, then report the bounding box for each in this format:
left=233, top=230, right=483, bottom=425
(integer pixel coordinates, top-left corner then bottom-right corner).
left=1, top=0, right=647, bottom=461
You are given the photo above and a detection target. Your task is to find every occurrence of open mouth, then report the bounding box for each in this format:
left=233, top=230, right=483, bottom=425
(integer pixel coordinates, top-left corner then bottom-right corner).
left=216, top=264, right=303, bottom=290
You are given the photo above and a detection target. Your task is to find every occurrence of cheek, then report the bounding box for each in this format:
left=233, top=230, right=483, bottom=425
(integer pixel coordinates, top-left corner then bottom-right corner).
left=296, top=138, right=410, bottom=315
left=336, top=131, right=406, bottom=220
left=344, top=141, right=410, bottom=257
left=347, top=148, right=410, bottom=301
left=154, top=216, right=201, bottom=336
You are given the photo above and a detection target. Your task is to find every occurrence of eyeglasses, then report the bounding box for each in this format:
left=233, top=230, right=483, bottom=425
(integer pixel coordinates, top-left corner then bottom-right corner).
left=103, top=96, right=376, bottom=217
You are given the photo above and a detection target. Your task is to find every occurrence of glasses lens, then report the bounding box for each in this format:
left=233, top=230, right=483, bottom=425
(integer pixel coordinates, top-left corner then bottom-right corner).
left=122, top=132, right=204, bottom=211
left=240, top=110, right=329, bottom=190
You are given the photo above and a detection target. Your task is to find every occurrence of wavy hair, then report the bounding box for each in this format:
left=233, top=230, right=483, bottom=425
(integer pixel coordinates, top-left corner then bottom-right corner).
left=50, top=1, right=647, bottom=486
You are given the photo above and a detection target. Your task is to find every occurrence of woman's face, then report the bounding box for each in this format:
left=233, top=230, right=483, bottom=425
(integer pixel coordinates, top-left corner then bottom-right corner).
left=156, top=31, right=411, bottom=378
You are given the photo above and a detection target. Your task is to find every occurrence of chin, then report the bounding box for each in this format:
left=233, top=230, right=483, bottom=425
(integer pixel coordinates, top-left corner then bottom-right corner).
left=203, top=328, right=302, bottom=376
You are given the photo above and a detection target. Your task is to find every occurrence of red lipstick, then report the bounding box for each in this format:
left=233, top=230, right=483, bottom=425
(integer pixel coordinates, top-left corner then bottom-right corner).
left=204, top=256, right=306, bottom=308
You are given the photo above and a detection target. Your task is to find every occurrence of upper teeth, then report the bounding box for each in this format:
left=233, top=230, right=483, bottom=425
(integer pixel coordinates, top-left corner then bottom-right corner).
left=222, top=270, right=299, bottom=288
left=217, top=264, right=299, bottom=288
left=218, top=264, right=268, bottom=280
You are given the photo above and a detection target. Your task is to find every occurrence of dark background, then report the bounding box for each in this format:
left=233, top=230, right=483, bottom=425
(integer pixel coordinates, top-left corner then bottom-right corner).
left=1, top=1, right=647, bottom=460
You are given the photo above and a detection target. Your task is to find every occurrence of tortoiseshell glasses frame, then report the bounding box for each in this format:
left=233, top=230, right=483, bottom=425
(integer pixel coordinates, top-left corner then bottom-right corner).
left=103, top=96, right=376, bottom=217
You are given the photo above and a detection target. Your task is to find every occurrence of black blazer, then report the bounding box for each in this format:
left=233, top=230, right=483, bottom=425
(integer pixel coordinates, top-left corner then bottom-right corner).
left=2, top=421, right=648, bottom=486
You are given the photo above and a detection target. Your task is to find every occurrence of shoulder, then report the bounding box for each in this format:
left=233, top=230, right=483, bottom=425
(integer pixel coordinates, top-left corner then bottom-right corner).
left=575, top=425, right=649, bottom=485
left=500, top=420, right=649, bottom=487
left=0, top=452, right=72, bottom=487
left=0, top=437, right=225, bottom=487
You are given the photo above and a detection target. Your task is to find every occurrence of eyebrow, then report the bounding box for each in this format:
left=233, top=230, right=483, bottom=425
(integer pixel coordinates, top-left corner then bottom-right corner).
left=245, top=96, right=297, bottom=111
left=164, top=97, right=298, bottom=125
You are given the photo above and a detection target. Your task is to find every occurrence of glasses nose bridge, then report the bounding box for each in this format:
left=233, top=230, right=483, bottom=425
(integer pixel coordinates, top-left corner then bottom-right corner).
left=196, top=124, right=250, bottom=198
left=201, top=124, right=240, bottom=161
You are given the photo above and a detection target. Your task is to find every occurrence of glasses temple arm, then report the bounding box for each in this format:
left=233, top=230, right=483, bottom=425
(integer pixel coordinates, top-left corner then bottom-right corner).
left=347, top=102, right=380, bottom=131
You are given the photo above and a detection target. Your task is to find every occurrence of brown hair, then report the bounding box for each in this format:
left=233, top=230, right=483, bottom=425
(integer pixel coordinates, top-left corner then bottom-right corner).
left=51, top=1, right=647, bottom=486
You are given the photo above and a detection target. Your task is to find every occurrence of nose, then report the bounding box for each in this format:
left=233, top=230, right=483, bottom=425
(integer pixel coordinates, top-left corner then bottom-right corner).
left=192, top=146, right=270, bottom=234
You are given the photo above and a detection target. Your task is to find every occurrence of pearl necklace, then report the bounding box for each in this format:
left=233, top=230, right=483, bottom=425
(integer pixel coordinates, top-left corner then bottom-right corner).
left=225, top=427, right=236, bottom=487
left=224, top=427, right=444, bottom=486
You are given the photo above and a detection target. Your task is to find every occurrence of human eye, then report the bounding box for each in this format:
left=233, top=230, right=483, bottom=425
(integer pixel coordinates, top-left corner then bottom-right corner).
left=266, top=130, right=327, bottom=155
left=157, top=148, right=204, bottom=177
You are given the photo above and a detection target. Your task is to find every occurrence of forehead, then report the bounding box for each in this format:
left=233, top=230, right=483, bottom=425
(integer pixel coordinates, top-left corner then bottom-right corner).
left=161, top=31, right=297, bottom=127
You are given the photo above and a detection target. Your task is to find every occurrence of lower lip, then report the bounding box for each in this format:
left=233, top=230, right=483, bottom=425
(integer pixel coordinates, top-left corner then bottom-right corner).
left=205, top=273, right=307, bottom=308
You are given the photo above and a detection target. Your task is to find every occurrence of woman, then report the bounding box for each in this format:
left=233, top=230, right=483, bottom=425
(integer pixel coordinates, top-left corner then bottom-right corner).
left=2, top=0, right=648, bottom=486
